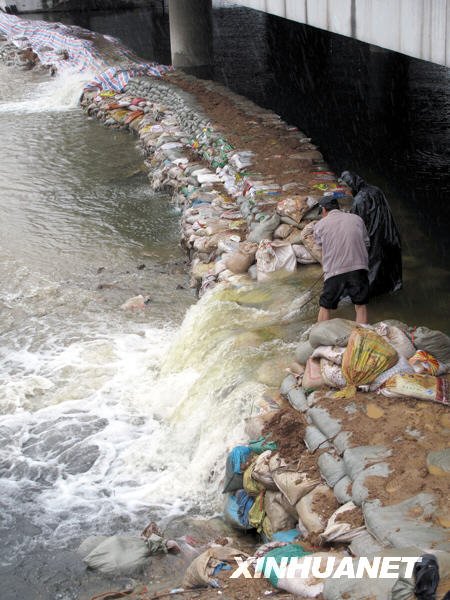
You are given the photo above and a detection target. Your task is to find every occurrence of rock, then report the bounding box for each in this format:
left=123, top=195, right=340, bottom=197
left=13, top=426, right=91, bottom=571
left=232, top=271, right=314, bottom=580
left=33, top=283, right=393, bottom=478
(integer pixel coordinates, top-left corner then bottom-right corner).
left=120, top=295, right=151, bottom=310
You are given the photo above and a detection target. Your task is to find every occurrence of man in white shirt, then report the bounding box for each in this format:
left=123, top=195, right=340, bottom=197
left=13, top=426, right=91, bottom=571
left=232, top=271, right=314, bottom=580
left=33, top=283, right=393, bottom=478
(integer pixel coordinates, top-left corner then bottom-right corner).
left=314, top=196, right=370, bottom=324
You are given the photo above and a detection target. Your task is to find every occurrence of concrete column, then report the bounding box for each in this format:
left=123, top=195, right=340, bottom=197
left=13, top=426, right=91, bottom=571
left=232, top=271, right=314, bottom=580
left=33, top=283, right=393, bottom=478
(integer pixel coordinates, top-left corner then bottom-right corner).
left=168, top=0, right=213, bottom=72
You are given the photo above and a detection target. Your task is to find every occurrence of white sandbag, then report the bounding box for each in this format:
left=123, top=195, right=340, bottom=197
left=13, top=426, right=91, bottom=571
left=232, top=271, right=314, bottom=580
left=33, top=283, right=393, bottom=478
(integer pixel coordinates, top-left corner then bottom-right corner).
left=312, top=345, right=345, bottom=365
left=292, top=244, right=317, bottom=264
left=255, top=240, right=297, bottom=282
left=80, top=535, right=150, bottom=574
left=272, top=469, right=320, bottom=506
left=374, top=322, right=415, bottom=358
left=369, top=355, right=414, bottom=391
left=320, top=358, right=346, bottom=388
left=300, top=222, right=322, bottom=262
left=252, top=450, right=278, bottom=490
left=320, top=502, right=366, bottom=544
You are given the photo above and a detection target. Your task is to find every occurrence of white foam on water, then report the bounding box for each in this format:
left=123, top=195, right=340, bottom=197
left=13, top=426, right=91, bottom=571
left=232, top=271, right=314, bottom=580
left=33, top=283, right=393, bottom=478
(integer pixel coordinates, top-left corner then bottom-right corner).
left=0, top=69, right=93, bottom=113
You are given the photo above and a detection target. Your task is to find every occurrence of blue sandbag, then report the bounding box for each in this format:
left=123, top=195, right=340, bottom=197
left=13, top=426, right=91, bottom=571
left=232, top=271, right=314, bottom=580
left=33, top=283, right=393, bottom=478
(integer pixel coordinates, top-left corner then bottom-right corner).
left=223, top=492, right=254, bottom=531
left=271, top=529, right=301, bottom=543
left=223, top=446, right=252, bottom=493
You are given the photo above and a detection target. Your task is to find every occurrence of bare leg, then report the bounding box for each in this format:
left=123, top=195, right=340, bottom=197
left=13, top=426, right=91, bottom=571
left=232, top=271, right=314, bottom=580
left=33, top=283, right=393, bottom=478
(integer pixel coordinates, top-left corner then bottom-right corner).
left=317, top=307, right=331, bottom=322
left=355, top=304, right=368, bottom=325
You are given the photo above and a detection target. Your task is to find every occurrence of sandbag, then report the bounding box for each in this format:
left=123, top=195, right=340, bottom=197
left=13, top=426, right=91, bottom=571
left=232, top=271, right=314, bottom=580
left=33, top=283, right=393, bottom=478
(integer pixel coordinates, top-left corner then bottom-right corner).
left=309, top=319, right=356, bottom=348
left=408, top=350, right=440, bottom=375
left=368, top=355, right=414, bottom=391
left=292, top=244, right=317, bottom=264
left=351, top=462, right=391, bottom=505
left=276, top=195, right=311, bottom=224
left=312, top=345, right=345, bottom=365
left=304, top=425, right=331, bottom=452
left=222, top=241, right=257, bottom=274
left=320, top=358, right=346, bottom=388
left=287, top=386, right=309, bottom=411
left=264, top=491, right=298, bottom=534
left=272, top=469, right=320, bottom=506
left=302, top=357, right=326, bottom=390
left=300, top=222, right=322, bottom=262
left=224, top=493, right=253, bottom=531
left=317, top=452, right=346, bottom=487
left=335, top=328, right=398, bottom=399
left=295, top=340, right=315, bottom=364
left=79, top=535, right=150, bottom=574
left=274, top=223, right=293, bottom=239
left=410, top=326, right=450, bottom=365
left=255, top=240, right=297, bottom=282
left=333, top=475, right=353, bottom=504
left=252, top=450, right=278, bottom=490
left=248, top=213, right=281, bottom=243
left=374, top=322, right=415, bottom=358
left=296, top=484, right=337, bottom=534
left=320, top=502, right=366, bottom=544
left=183, top=546, right=247, bottom=589
left=308, top=407, right=342, bottom=439
left=243, top=461, right=265, bottom=496
left=223, top=445, right=252, bottom=493
left=343, top=446, right=392, bottom=481
left=381, top=373, right=449, bottom=405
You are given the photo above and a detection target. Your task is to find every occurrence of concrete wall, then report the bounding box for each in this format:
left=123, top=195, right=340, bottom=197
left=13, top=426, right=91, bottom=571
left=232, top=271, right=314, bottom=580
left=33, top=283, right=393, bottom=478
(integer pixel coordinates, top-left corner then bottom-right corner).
left=228, top=0, right=449, bottom=67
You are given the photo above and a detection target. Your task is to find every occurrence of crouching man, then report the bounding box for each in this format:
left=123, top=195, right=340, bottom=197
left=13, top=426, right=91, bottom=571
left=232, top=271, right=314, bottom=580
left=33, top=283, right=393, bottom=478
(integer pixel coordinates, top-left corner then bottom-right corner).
left=314, top=196, right=370, bottom=324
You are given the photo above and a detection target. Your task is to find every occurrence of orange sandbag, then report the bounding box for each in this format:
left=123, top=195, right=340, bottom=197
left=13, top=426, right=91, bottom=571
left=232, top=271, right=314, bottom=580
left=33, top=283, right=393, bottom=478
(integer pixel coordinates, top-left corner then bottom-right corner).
left=408, top=350, right=440, bottom=375
left=334, top=328, right=398, bottom=399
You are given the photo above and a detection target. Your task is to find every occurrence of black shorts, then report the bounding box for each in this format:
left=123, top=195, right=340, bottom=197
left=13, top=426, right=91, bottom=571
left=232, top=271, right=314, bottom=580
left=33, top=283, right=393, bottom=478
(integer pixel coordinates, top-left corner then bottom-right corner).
left=320, top=269, right=369, bottom=310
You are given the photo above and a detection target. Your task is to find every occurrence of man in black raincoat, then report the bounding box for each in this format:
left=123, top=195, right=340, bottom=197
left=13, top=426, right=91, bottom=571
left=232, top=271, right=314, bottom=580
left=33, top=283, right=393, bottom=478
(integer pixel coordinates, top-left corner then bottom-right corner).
left=340, top=171, right=402, bottom=297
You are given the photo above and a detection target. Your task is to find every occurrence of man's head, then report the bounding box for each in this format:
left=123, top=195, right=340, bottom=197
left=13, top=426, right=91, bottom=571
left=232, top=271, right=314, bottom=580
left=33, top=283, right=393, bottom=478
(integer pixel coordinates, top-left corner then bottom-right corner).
left=318, top=196, right=340, bottom=217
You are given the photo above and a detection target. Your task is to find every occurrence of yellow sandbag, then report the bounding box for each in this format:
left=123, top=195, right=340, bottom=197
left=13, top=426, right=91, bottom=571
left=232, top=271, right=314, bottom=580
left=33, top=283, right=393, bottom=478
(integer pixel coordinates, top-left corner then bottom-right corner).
left=243, top=462, right=265, bottom=496
left=334, top=328, right=398, bottom=399
left=110, top=109, right=130, bottom=123
left=248, top=491, right=266, bottom=533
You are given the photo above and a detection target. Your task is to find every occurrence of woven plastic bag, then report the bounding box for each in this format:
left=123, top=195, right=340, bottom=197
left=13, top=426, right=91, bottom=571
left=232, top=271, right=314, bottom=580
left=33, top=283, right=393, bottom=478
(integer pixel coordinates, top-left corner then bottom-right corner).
left=334, top=328, right=398, bottom=399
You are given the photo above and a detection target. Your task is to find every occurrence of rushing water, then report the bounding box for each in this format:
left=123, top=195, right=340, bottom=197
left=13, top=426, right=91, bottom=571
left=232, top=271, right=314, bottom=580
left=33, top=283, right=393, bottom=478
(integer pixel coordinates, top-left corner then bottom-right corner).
left=0, top=7, right=449, bottom=599
left=0, top=57, right=315, bottom=598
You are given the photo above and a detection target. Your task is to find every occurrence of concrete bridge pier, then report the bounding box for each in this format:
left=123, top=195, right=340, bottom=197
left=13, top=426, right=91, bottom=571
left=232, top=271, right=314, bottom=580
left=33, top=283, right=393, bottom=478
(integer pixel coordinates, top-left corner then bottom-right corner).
left=168, top=0, right=213, bottom=76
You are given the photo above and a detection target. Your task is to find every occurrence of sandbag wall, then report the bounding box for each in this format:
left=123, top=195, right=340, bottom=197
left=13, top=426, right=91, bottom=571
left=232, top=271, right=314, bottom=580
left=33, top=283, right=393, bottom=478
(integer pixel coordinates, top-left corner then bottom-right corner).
left=221, top=318, right=450, bottom=598
left=80, top=72, right=349, bottom=294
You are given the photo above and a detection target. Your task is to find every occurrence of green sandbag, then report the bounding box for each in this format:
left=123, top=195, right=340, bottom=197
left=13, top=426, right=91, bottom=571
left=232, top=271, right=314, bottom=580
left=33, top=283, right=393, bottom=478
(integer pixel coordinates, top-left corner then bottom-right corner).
left=249, top=436, right=277, bottom=454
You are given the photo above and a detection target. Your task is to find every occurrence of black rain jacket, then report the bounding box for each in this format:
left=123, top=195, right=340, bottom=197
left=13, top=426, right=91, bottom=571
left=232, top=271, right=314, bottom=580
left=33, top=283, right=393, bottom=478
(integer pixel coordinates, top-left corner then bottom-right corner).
left=340, top=171, right=402, bottom=297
